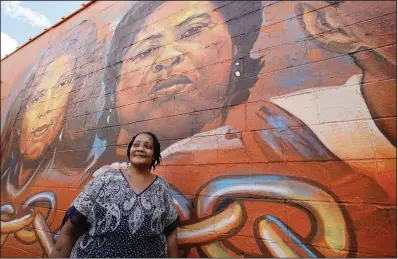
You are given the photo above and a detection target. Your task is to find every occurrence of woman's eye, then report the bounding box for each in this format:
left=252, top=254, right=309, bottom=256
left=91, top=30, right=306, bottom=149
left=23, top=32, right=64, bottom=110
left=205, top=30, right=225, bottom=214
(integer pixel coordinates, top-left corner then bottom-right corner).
left=137, top=47, right=158, bottom=60
left=29, top=93, right=44, bottom=106
left=133, top=143, right=139, bottom=147
left=56, top=80, right=70, bottom=89
left=181, top=24, right=206, bottom=39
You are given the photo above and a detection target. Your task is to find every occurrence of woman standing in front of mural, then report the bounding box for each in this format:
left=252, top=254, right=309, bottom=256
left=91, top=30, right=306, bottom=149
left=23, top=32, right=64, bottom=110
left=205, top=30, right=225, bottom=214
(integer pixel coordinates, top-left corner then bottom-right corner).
left=99, top=1, right=391, bottom=257
left=50, top=132, right=179, bottom=258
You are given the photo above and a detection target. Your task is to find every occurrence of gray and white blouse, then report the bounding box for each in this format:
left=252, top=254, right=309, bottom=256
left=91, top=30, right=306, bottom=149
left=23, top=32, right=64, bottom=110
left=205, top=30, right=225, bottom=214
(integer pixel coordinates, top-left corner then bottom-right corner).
left=67, top=169, right=179, bottom=258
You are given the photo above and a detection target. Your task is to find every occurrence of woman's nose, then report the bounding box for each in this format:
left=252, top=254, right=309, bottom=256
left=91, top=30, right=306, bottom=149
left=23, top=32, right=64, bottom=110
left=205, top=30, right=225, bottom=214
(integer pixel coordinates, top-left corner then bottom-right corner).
left=154, top=56, right=182, bottom=72
left=136, top=145, right=145, bottom=151
left=153, top=48, right=184, bottom=73
left=37, top=100, right=51, bottom=119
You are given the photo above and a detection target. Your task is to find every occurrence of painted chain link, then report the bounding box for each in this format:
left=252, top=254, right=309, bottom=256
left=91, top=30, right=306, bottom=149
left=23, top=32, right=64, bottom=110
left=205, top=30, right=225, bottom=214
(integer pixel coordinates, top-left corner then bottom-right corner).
left=1, top=176, right=350, bottom=258
left=176, top=175, right=351, bottom=257
left=1, top=192, right=56, bottom=256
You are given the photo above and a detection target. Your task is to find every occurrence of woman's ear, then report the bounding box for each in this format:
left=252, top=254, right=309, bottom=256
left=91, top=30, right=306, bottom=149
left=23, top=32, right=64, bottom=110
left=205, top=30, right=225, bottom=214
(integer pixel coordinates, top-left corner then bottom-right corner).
left=295, top=2, right=363, bottom=54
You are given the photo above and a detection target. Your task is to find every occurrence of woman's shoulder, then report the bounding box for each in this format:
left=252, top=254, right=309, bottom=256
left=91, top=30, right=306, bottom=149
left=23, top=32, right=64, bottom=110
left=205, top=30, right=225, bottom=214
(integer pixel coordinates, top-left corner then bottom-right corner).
left=93, top=162, right=127, bottom=175
left=155, top=176, right=172, bottom=191
left=92, top=163, right=126, bottom=182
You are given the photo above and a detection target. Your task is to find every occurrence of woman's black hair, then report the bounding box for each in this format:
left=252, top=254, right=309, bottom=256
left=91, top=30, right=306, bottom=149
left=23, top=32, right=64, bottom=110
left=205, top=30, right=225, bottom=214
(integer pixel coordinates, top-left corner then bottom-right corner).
left=1, top=20, right=105, bottom=178
left=100, top=1, right=264, bottom=128
left=127, top=132, right=162, bottom=171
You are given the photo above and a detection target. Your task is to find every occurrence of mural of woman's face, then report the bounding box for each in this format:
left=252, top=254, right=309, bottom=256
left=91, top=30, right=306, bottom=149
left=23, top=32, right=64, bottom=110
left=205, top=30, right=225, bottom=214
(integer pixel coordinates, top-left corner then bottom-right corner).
left=20, top=54, right=75, bottom=160
left=117, top=1, right=234, bottom=144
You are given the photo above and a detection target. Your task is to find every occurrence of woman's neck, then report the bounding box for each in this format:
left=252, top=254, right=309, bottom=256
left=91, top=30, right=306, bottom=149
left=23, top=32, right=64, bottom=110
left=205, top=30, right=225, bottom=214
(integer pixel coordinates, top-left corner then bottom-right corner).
left=126, top=164, right=151, bottom=178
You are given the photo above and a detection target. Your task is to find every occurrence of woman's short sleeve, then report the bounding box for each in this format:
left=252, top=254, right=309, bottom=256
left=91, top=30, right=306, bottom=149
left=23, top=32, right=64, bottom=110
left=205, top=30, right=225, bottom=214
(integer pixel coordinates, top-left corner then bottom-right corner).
left=61, top=174, right=106, bottom=230
left=163, top=186, right=180, bottom=237
left=73, top=174, right=105, bottom=217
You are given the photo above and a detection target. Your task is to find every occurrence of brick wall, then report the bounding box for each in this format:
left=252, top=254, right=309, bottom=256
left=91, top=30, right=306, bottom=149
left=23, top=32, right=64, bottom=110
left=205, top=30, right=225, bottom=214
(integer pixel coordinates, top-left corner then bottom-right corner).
left=1, top=1, right=396, bottom=257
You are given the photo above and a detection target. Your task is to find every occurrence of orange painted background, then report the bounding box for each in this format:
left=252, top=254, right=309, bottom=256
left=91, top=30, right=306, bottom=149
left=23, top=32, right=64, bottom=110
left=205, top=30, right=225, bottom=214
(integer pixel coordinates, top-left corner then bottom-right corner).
left=1, top=1, right=396, bottom=258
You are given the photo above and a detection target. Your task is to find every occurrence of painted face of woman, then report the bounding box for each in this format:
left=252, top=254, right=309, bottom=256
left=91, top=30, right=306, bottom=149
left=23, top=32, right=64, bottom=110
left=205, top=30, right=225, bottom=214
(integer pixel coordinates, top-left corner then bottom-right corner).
left=116, top=1, right=234, bottom=146
left=20, top=54, right=75, bottom=161
left=129, top=133, right=155, bottom=167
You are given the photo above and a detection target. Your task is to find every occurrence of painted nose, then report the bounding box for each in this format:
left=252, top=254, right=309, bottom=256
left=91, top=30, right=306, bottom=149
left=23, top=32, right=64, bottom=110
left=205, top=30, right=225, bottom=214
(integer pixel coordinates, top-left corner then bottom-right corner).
left=154, top=55, right=182, bottom=72
left=153, top=48, right=184, bottom=73
left=37, top=101, right=51, bottom=119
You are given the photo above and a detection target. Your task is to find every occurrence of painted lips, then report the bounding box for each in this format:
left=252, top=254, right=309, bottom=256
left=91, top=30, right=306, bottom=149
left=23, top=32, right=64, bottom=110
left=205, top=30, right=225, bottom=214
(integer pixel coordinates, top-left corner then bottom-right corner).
left=150, top=74, right=193, bottom=95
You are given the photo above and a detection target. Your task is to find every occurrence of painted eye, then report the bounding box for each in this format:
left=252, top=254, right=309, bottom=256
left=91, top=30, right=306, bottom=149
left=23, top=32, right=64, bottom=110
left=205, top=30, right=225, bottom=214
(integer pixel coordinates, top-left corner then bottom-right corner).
left=55, top=74, right=73, bottom=89
left=181, top=24, right=206, bottom=39
left=138, top=47, right=158, bottom=59
left=28, top=92, right=45, bottom=107
left=58, top=80, right=68, bottom=88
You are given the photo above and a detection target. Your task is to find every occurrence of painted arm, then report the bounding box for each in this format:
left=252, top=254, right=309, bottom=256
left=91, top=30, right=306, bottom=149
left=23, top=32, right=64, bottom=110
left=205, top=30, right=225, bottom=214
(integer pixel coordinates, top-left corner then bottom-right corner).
left=167, top=230, right=178, bottom=258
left=50, top=218, right=82, bottom=258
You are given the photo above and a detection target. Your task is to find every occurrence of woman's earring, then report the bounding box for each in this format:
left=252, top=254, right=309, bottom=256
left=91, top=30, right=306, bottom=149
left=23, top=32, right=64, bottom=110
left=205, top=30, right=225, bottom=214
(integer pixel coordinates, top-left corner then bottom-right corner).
left=59, top=129, right=64, bottom=142
left=234, top=60, right=242, bottom=77
left=106, top=109, right=112, bottom=125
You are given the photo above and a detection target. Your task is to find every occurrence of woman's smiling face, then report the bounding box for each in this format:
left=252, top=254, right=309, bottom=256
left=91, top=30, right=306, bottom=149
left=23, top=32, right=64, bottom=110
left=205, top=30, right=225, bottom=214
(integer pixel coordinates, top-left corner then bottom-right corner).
left=116, top=1, right=234, bottom=143
left=20, top=54, right=75, bottom=160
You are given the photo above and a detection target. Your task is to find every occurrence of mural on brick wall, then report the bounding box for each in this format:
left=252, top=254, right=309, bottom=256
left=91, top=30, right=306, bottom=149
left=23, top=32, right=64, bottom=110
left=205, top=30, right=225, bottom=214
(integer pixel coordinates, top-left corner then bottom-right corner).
left=1, top=1, right=396, bottom=258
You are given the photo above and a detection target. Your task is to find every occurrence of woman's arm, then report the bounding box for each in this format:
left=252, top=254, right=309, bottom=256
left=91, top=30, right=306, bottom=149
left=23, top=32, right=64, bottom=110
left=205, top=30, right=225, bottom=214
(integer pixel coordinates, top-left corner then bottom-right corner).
left=167, top=230, right=178, bottom=258
left=50, top=218, right=83, bottom=258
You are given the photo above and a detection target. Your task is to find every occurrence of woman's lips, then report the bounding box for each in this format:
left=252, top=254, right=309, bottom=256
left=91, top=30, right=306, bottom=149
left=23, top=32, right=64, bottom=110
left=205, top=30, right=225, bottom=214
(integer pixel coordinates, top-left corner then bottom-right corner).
left=150, top=74, right=193, bottom=96
left=32, top=124, right=50, bottom=137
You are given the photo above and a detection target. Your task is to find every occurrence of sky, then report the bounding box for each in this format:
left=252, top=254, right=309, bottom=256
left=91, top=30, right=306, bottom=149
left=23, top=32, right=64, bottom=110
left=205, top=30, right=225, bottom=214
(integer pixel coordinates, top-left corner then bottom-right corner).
left=1, top=1, right=89, bottom=58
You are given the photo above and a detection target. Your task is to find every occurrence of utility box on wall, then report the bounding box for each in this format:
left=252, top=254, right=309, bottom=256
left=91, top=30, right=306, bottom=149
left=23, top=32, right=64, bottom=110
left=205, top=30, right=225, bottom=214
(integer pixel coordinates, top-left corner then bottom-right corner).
left=1, top=1, right=396, bottom=258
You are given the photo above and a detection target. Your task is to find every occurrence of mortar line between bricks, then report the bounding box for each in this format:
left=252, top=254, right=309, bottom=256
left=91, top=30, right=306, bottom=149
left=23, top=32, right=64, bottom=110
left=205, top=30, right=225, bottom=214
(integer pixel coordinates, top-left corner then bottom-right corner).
left=158, top=157, right=397, bottom=165
left=1, top=243, right=41, bottom=257
left=13, top=72, right=398, bottom=118
left=41, top=140, right=396, bottom=163
left=10, top=194, right=396, bottom=208
left=62, top=108, right=396, bottom=140
left=62, top=76, right=397, bottom=125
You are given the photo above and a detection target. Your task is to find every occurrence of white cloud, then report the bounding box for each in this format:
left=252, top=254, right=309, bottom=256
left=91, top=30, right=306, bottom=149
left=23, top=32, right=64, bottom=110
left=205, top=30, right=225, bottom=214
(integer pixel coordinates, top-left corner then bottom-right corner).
left=1, top=32, right=19, bottom=58
left=1, top=1, right=52, bottom=28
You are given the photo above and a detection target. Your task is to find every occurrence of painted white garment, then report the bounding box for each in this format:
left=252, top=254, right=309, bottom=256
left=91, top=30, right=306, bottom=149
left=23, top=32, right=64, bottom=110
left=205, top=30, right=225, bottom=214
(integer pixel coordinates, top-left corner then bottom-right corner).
left=270, top=74, right=396, bottom=163
left=95, top=126, right=245, bottom=176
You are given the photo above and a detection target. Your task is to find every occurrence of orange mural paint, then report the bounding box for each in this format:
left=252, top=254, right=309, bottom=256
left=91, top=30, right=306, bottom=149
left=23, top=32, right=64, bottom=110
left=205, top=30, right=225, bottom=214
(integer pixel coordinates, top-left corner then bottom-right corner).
left=1, top=0, right=396, bottom=258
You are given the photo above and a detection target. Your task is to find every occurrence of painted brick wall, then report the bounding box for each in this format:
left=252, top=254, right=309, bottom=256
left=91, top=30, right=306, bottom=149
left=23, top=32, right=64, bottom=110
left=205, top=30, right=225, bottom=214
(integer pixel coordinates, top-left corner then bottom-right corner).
left=1, top=1, right=396, bottom=257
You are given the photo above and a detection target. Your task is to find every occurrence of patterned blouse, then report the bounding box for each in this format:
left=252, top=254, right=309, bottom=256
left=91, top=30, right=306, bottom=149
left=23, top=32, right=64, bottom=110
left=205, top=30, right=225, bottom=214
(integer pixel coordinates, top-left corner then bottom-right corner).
left=64, top=169, right=180, bottom=258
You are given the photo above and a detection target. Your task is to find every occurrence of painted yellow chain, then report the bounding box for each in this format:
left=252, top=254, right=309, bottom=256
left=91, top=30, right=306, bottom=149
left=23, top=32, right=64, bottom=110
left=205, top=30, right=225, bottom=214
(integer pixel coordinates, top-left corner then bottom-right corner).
left=1, top=176, right=351, bottom=258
